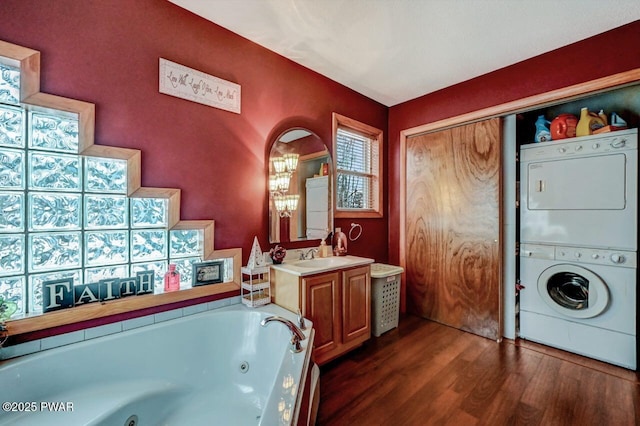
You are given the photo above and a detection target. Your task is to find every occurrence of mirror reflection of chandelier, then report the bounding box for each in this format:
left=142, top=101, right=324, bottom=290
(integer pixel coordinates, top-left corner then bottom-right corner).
left=273, top=153, right=299, bottom=174
left=269, top=172, right=291, bottom=193
left=269, top=153, right=299, bottom=217
left=273, top=194, right=300, bottom=218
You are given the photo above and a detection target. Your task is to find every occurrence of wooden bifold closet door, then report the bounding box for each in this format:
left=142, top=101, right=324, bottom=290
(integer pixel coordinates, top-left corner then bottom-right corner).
left=405, top=118, right=502, bottom=340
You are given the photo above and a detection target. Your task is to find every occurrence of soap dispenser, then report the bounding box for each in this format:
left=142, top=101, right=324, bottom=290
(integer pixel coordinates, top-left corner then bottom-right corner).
left=318, top=238, right=330, bottom=258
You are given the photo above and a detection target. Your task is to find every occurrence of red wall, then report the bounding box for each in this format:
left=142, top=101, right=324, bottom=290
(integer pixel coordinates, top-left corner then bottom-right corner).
left=0, top=0, right=389, bottom=263
left=1, top=2, right=637, bottom=310
left=387, top=21, right=640, bottom=266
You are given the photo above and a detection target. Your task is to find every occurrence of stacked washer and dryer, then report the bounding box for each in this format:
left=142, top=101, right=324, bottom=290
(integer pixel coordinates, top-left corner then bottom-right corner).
left=519, top=128, right=638, bottom=370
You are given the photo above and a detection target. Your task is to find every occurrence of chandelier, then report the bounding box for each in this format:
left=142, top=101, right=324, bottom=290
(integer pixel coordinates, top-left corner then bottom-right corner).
left=269, top=153, right=299, bottom=217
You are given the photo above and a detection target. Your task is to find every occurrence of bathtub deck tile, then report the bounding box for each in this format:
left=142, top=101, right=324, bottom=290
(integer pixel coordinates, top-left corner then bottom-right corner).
left=84, top=322, right=123, bottom=340
left=183, top=303, right=208, bottom=316
left=208, top=297, right=240, bottom=311
left=41, top=330, right=85, bottom=351
left=154, top=308, right=183, bottom=323
left=122, top=315, right=154, bottom=331
left=0, top=340, right=41, bottom=360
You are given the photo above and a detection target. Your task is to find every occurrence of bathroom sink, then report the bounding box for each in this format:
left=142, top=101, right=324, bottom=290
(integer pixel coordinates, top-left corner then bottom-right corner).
left=271, top=255, right=374, bottom=276
left=293, top=257, right=352, bottom=269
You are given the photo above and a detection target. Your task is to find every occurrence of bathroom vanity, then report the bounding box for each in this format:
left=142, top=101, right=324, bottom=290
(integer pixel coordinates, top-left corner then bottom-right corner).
left=270, top=256, right=374, bottom=365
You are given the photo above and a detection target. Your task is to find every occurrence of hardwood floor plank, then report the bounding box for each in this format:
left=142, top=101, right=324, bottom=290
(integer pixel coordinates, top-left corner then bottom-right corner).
left=538, top=373, right=580, bottom=425
left=317, top=314, right=639, bottom=426
left=519, top=356, right=563, bottom=410
left=318, top=317, right=443, bottom=424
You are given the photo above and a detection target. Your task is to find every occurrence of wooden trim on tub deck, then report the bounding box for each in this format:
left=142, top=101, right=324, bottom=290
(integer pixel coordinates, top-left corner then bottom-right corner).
left=6, top=283, right=240, bottom=337
left=5, top=247, right=243, bottom=338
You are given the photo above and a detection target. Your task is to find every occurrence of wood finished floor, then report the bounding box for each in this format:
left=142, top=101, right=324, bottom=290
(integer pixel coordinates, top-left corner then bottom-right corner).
left=317, top=314, right=639, bottom=426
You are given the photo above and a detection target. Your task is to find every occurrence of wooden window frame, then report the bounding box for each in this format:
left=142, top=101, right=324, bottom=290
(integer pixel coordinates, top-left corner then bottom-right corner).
left=332, top=113, right=384, bottom=218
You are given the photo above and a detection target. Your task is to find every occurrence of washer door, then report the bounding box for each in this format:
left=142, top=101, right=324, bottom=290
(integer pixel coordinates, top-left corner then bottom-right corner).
left=537, top=264, right=610, bottom=319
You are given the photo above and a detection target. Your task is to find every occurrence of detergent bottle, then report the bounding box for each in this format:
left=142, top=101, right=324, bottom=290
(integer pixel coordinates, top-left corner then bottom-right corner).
left=576, top=107, right=606, bottom=137
left=550, top=113, right=578, bottom=140
left=534, top=115, right=551, bottom=142
left=598, top=109, right=608, bottom=126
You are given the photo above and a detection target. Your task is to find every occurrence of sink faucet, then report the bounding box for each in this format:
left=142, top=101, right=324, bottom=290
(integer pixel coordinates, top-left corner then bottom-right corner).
left=260, top=315, right=306, bottom=353
left=298, top=248, right=318, bottom=260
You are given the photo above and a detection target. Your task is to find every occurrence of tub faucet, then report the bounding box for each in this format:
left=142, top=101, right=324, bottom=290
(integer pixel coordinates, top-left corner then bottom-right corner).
left=260, top=316, right=306, bottom=353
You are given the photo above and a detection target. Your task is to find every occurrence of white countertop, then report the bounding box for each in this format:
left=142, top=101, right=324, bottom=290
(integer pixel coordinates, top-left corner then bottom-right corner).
left=270, top=255, right=374, bottom=276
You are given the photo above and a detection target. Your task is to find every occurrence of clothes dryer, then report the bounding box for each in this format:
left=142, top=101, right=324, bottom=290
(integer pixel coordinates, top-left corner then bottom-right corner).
left=520, top=129, right=637, bottom=250
left=519, top=243, right=637, bottom=370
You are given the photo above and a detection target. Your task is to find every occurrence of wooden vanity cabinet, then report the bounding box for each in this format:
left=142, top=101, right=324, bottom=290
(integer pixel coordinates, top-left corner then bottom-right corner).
left=271, top=265, right=371, bottom=365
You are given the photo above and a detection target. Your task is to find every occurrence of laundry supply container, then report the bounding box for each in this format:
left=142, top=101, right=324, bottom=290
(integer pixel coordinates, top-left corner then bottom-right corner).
left=370, top=263, right=404, bottom=337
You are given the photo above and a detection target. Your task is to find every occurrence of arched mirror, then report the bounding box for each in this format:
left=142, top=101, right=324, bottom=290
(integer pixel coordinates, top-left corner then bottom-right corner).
left=268, top=128, right=332, bottom=243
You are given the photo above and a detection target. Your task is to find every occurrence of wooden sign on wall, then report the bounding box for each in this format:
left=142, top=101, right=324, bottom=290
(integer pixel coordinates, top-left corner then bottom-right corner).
left=159, top=58, right=241, bottom=114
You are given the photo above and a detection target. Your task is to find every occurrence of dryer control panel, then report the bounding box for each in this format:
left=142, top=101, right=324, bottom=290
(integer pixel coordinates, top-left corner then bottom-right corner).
left=521, top=243, right=637, bottom=268
left=520, top=128, right=637, bottom=162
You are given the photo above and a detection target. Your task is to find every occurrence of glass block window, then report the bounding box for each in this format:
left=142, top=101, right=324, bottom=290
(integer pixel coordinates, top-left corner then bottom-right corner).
left=0, top=92, right=206, bottom=318
left=0, top=234, right=24, bottom=276
left=0, top=192, right=24, bottom=231
left=0, top=104, right=24, bottom=147
left=0, top=148, right=24, bottom=189
left=28, top=111, right=79, bottom=153
left=0, top=63, right=21, bottom=105
left=131, top=197, right=168, bottom=228
left=28, top=152, right=82, bottom=191
left=85, top=157, right=127, bottom=194
left=170, top=229, right=202, bottom=258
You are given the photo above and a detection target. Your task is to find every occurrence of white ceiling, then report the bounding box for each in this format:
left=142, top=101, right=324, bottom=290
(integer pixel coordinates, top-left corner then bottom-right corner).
left=169, top=0, right=640, bottom=106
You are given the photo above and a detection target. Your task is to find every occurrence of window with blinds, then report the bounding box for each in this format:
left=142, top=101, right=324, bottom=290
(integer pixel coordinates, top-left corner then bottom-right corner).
left=333, top=113, right=383, bottom=217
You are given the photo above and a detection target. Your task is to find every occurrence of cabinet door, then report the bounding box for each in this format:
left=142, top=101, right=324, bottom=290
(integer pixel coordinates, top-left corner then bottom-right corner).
left=303, top=272, right=341, bottom=356
left=342, top=266, right=371, bottom=343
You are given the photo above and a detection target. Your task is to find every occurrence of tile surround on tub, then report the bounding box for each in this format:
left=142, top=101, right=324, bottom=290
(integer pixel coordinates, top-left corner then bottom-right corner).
left=84, top=322, right=123, bottom=340
left=122, top=315, right=155, bottom=331
left=183, top=302, right=208, bottom=316
left=154, top=308, right=184, bottom=323
left=0, top=339, right=41, bottom=360
left=0, top=296, right=242, bottom=361
left=41, top=330, right=85, bottom=351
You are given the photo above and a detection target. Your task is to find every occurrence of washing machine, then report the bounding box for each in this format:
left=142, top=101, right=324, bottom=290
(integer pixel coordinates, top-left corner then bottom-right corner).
left=519, top=243, right=637, bottom=370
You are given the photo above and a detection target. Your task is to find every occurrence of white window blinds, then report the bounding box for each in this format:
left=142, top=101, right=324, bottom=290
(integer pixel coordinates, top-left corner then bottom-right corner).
left=336, top=127, right=379, bottom=210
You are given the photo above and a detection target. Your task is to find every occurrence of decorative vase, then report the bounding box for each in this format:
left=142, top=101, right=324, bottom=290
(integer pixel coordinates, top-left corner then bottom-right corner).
left=333, top=227, right=348, bottom=256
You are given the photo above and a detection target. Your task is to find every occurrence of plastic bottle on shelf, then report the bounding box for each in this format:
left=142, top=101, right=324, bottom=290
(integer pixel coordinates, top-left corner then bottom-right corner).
left=598, top=109, right=608, bottom=126
left=534, top=115, right=551, bottom=142
left=164, top=264, right=180, bottom=292
left=576, top=107, right=606, bottom=137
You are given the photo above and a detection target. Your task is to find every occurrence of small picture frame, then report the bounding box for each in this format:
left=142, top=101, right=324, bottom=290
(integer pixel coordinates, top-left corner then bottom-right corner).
left=192, top=260, right=225, bottom=286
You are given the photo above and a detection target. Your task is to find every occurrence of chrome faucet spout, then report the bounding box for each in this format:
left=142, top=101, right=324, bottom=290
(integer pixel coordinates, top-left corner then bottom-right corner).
left=299, top=248, right=318, bottom=260
left=261, top=315, right=306, bottom=353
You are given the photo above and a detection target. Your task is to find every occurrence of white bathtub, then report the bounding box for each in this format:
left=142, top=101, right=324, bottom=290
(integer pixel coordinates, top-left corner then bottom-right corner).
left=0, top=303, right=315, bottom=425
